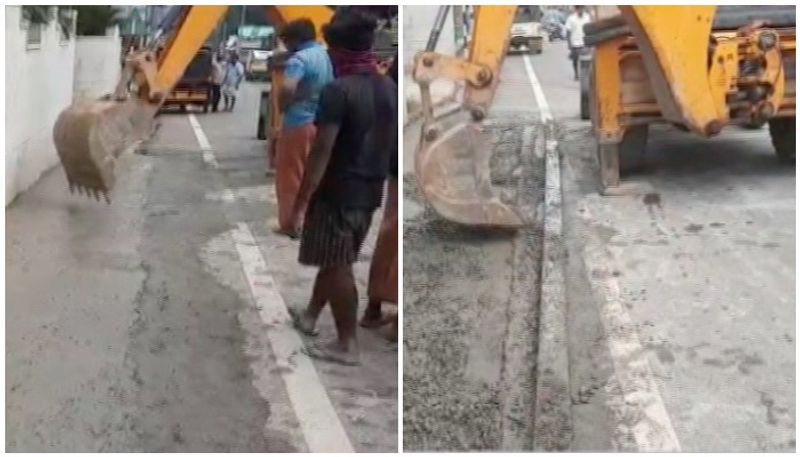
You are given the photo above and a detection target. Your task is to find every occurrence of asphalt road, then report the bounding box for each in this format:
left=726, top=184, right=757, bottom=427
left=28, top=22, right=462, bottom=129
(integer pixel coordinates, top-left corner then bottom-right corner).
left=6, top=82, right=397, bottom=452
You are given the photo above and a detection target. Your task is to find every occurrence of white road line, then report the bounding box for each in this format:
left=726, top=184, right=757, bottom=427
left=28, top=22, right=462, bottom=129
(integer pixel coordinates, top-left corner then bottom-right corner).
left=577, top=203, right=681, bottom=452
left=522, top=54, right=552, bottom=123
left=187, top=114, right=218, bottom=169
left=187, top=114, right=354, bottom=453
left=521, top=54, right=680, bottom=451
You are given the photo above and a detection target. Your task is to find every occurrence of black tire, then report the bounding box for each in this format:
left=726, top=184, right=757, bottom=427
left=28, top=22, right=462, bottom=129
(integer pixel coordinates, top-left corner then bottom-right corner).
left=257, top=114, right=266, bottom=140
left=179, top=104, right=187, bottom=113
left=580, top=89, right=590, bottom=120
left=579, top=59, right=592, bottom=120
left=202, top=102, right=209, bottom=113
left=595, top=125, right=648, bottom=194
left=619, top=125, right=648, bottom=174
left=740, top=121, right=763, bottom=130
left=529, top=39, right=541, bottom=55
left=769, top=117, right=795, bottom=164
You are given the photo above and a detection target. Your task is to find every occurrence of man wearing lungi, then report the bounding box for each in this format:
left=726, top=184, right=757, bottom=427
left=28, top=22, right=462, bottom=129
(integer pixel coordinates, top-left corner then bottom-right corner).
left=288, top=9, right=398, bottom=365
left=274, top=19, right=333, bottom=237
left=360, top=54, right=398, bottom=342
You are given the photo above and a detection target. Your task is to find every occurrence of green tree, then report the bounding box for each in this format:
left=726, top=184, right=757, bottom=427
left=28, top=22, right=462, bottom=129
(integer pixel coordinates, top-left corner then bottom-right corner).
left=71, top=5, right=123, bottom=36
left=21, top=6, right=72, bottom=40
left=21, top=5, right=54, bottom=25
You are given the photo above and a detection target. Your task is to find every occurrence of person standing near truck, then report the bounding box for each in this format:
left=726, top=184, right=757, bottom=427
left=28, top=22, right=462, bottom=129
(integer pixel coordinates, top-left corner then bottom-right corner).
left=210, top=50, right=225, bottom=112
left=222, top=51, right=245, bottom=111
left=273, top=19, right=333, bottom=237
left=288, top=9, right=397, bottom=365
left=360, top=54, right=398, bottom=342
left=565, top=5, right=592, bottom=80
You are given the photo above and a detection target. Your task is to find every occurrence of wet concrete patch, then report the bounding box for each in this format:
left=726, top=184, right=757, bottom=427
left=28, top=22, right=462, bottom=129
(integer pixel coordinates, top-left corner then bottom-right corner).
left=121, top=155, right=292, bottom=452
left=404, top=117, right=545, bottom=450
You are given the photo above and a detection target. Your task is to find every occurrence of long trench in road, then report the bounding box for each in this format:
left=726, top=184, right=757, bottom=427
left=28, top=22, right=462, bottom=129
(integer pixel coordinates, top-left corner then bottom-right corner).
left=403, top=112, right=548, bottom=450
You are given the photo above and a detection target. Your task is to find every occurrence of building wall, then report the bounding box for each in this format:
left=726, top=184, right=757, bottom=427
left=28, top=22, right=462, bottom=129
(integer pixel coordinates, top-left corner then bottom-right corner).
left=5, top=6, right=76, bottom=205
left=73, top=27, right=121, bottom=101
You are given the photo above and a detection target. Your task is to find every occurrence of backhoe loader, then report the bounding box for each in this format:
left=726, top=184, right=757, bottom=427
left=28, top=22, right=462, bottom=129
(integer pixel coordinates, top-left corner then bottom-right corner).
left=53, top=5, right=396, bottom=202
left=413, top=5, right=795, bottom=227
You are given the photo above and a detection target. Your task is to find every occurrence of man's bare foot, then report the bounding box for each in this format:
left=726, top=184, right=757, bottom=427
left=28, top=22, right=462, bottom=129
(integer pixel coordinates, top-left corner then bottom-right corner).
left=305, top=340, right=360, bottom=366
left=359, top=310, right=394, bottom=329
left=288, top=308, right=319, bottom=336
left=378, top=317, right=398, bottom=343
left=272, top=226, right=300, bottom=239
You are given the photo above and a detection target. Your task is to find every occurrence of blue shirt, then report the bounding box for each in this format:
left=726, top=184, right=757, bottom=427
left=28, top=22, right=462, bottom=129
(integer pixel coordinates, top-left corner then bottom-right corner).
left=283, top=41, right=333, bottom=128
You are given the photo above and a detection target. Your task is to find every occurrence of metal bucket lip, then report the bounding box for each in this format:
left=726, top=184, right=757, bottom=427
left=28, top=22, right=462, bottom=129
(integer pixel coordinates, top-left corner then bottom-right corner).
left=416, top=119, right=525, bottom=228
left=53, top=98, right=157, bottom=201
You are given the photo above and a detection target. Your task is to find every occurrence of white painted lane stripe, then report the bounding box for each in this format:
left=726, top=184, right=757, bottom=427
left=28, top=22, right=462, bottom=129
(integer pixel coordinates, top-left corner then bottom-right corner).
left=577, top=202, right=681, bottom=452
left=186, top=114, right=354, bottom=453
left=187, top=113, right=218, bottom=169
left=522, top=53, right=680, bottom=451
left=231, top=223, right=354, bottom=453
left=522, top=54, right=552, bottom=123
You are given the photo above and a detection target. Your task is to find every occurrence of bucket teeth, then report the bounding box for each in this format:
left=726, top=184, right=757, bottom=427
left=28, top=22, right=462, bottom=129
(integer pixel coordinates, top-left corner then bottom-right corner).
left=54, top=99, right=144, bottom=205
left=63, top=180, right=111, bottom=203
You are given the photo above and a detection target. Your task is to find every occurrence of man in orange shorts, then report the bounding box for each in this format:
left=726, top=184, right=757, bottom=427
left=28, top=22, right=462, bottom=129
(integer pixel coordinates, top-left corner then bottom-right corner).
left=360, top=169, right=398, bottom=341
left=274, top=19, right=333, bottom=237
left=360, top=55, right=398, bottom=342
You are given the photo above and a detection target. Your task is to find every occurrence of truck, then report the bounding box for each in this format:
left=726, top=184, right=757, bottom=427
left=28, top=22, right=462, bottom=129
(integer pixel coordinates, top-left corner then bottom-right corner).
left=161, top=46, right=213, bottom=113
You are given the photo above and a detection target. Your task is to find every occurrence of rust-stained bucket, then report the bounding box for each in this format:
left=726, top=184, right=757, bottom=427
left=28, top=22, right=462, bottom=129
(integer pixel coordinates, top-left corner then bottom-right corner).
left=415, top=120, right=524, bottom=228
left=53, top=98, right=156, bottom=202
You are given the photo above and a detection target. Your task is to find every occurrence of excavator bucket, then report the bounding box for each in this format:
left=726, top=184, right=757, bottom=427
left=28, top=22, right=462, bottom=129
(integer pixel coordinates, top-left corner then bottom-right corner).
left=53, top=98, right=156, bottom=201
left=415, top=119, right=524, bottom=228
left=412, top=6, right=523, bottom=228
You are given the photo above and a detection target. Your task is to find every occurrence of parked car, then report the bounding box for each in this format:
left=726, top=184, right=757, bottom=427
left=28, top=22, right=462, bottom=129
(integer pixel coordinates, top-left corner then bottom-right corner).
left=509, top=6, right=544, bottom=54
left=245, top=49, right=272, bottom=81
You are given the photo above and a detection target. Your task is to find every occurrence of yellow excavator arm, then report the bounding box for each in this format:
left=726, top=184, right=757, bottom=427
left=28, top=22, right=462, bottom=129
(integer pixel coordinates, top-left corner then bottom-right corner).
left=413, top=5, right=795, bottom=226
left=53, top=5, right=334, bottom=201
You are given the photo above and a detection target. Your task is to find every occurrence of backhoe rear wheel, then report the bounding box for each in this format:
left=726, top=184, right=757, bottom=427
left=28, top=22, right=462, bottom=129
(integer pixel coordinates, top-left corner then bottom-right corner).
left=579, top=58, right=592, bottom=120
left=769, top=117, right=795, bottom=164
left=597, top=125, right=648, bottom=194
left=257, top=113, right=266, bottom=140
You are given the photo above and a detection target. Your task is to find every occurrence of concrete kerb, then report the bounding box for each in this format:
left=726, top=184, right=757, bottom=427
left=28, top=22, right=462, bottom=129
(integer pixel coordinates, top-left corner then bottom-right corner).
left=532, top=120, right=573, bottom=451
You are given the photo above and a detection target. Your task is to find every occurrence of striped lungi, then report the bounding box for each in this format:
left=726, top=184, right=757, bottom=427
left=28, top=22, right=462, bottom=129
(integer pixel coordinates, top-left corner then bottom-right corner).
left=299, top=198, right=374, bottom=267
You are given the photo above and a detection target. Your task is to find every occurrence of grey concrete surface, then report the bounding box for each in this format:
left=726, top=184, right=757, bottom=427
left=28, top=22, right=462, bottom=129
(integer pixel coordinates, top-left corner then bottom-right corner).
left=6, top=82, right=397, bottom=452
left=404, top=35, right=795, bottom=452
left=531, top=41, right=796, bottom=451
